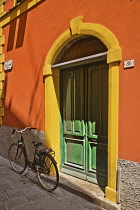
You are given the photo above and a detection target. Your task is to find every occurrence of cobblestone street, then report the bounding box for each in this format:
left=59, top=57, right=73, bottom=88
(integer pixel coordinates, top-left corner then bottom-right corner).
left=0, top=156, right=103, bottom=210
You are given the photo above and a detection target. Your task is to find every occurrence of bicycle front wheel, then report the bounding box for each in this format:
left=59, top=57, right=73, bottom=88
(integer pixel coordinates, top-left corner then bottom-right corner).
left=37, top=153, right=59, bottom=192
left=8, top=143, right=26, bottom=174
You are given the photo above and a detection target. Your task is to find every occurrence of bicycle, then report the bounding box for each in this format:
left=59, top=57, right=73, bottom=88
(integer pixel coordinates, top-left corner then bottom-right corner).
left=8, top=127, right=59, bottom=192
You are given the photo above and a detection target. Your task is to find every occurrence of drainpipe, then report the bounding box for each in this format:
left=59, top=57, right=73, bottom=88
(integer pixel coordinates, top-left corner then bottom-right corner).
left=116, top=166, right=121, bottom=204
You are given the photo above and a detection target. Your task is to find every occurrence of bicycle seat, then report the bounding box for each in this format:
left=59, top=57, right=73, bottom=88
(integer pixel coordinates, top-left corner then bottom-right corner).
left=32, top=141, right=43, bottom=147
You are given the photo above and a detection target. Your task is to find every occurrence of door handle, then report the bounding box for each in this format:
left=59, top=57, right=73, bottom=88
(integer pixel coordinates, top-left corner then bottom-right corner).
left=89, top=138, right=97, bottom=142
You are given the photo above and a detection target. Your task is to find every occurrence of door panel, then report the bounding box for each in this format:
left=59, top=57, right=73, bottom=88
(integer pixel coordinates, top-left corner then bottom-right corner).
left=63, top=68, right=85, bottom=136
left=65, top=138, right=85, bottom=168
left=63, top=71, right=73, bottom=133
left=87, top=142, right=108, bottom=185
left=87, top=63, right=108, bottom=186
left=61, top=62, right=108, bottom=187
left=61, top=67, right=86, bottom=179
left=88, top=66, right=100, bottom=138
left=101, top=67, right=108, bottom=138
left=87, top=63, right=108, bottom=139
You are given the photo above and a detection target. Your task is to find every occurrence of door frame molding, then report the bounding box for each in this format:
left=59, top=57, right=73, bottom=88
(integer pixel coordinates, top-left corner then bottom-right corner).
left=43, top=16, right=122, bottom=203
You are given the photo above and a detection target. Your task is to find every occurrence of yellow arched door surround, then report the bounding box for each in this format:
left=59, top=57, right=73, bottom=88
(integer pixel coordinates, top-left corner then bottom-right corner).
left=43, top=16, right=122, bottom=203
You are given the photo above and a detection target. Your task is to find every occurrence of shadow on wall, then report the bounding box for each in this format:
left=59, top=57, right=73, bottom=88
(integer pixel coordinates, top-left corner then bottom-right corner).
left=2, top=75, right=26, bottom=128
left=1, top=72, right=45, bottom=157
left=3, top=64, right=44, bottom=130
left=7, top=12, right=27, bottom=51
left=3, top=10, right=45, bottom=130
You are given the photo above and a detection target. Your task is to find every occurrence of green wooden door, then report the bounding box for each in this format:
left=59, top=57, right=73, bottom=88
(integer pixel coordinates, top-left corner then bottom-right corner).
left=61, top=61, right=108, bottom=186
left=86, top=63, right=108, bottom=186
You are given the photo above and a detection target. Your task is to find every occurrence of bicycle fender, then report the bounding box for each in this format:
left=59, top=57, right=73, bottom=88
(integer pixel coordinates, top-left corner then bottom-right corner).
left=38, top=149, right=57, bottom=164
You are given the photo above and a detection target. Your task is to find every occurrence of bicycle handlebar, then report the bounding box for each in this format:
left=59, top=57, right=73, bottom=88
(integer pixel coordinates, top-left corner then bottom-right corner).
left=12, top=127, right=36, bottom=136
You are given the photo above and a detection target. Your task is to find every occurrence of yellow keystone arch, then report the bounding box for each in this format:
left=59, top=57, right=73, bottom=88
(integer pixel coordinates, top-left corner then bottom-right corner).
left=43, top=16, right=122, bottom=203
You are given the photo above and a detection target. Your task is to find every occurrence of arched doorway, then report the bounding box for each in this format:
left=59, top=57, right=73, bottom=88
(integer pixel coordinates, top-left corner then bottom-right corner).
left=43, top=16, right=122, bottom=202
left=53, top=36, right=108, bottom=187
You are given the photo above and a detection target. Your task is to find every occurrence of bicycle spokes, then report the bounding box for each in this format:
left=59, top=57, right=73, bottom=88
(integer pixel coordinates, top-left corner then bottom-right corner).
left=36, top=153, right=59, bottom=191
left=15, top=147, right=22, bottom=161
left=8, top=143, right=26, bottom=174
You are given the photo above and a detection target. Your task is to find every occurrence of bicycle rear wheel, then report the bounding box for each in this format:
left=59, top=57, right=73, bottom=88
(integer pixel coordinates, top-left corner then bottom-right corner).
left=8, top=143, right=26, bottom=174
left=37, top=153, right=59, bottom=192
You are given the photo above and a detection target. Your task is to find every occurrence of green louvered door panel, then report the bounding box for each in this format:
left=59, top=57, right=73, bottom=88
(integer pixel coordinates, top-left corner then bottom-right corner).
left=87, top=62, right=108, bottom=187
left=63, top=68, right=85, bottom=136
left=61, top=62, right=108, bottom=186
left=61, top=67, right=86, bottom=179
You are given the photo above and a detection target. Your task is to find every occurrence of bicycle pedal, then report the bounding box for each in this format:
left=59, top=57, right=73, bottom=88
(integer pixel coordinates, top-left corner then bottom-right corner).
left=21, top=171, right=29, bottom=178
left=21, top=173, right=26, bottom=178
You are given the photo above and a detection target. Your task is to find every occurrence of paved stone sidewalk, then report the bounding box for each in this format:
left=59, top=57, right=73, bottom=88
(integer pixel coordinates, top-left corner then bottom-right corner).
left=0, top=155, right=103, bottom=210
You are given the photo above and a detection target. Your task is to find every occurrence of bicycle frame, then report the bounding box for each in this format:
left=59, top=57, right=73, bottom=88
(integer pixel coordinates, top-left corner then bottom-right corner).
left=17, top=135, right=38, bottom=170
left=12, top=127, right=56, bottom=172
left=9, top=127, right=59, bottom=191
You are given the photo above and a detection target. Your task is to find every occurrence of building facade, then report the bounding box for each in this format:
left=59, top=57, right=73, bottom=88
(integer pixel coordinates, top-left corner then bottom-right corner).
left=0, top=0, right=140, bottom=209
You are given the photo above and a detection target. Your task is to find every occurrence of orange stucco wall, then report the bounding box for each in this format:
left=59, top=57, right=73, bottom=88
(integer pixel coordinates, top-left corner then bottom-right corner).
left=2, top=12, right=46, bottom=131
left=2, top=0, right=140, bottom=162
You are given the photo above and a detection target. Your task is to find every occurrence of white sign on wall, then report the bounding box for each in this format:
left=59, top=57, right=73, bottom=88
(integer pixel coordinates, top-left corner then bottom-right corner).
left=4, top=60, right=13, bottom=71
left=124, top=59, right=134, bottom=69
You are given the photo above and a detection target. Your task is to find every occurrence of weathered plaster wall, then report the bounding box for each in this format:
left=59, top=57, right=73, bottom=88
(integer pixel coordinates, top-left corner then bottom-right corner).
left=0, top=125, right=45, bottom=161
left=118, top=159, right=140, bottom=210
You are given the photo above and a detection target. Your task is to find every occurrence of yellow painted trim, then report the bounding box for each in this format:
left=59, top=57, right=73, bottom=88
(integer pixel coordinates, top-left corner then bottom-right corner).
left=0, top=82, right=2, bottom=89
left=0, top=54, right=4, bottom=63
left=0, top=0, right=5, bottom=5
left=0, top=48, right=2, bottom=55
left=0, top=71, right=4, bottom=81
left=44, top=16, right=122, bottom=203
left=105, top=187, right=117, bottom=203
left=0, top=65, right=2, bottom=72
left=0, top=12, right=6, bottom=18
left=0, top=99, right=2, bottom=107
left=78, top=23, right=120, bottom=51
left=0, top=36, right=4, bottom=45
left=0, top=0, right=44, bottom=27
left=107, top=48, right=122, bottom=64
left=0, top=4, right=3, bottom=14
left=105, top=62, right=119, bottom=202
left=0, top=89, right=4, bottom=98
left=0, top=107, right=4, bottom=116
left=70, top=16, right=83, bottom=35
left=43, top=65, right=52, bottom=76
left=45, top=29, right=76, bottom=66
left=44, top=68, right=60, bottom=170
left=14, top=0, right=17, bottom=6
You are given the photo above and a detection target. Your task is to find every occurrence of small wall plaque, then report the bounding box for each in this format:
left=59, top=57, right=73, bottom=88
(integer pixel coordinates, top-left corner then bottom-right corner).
left=124, top=59, right=134, bottom=69
left=4, top=60, right=13, bottom=71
